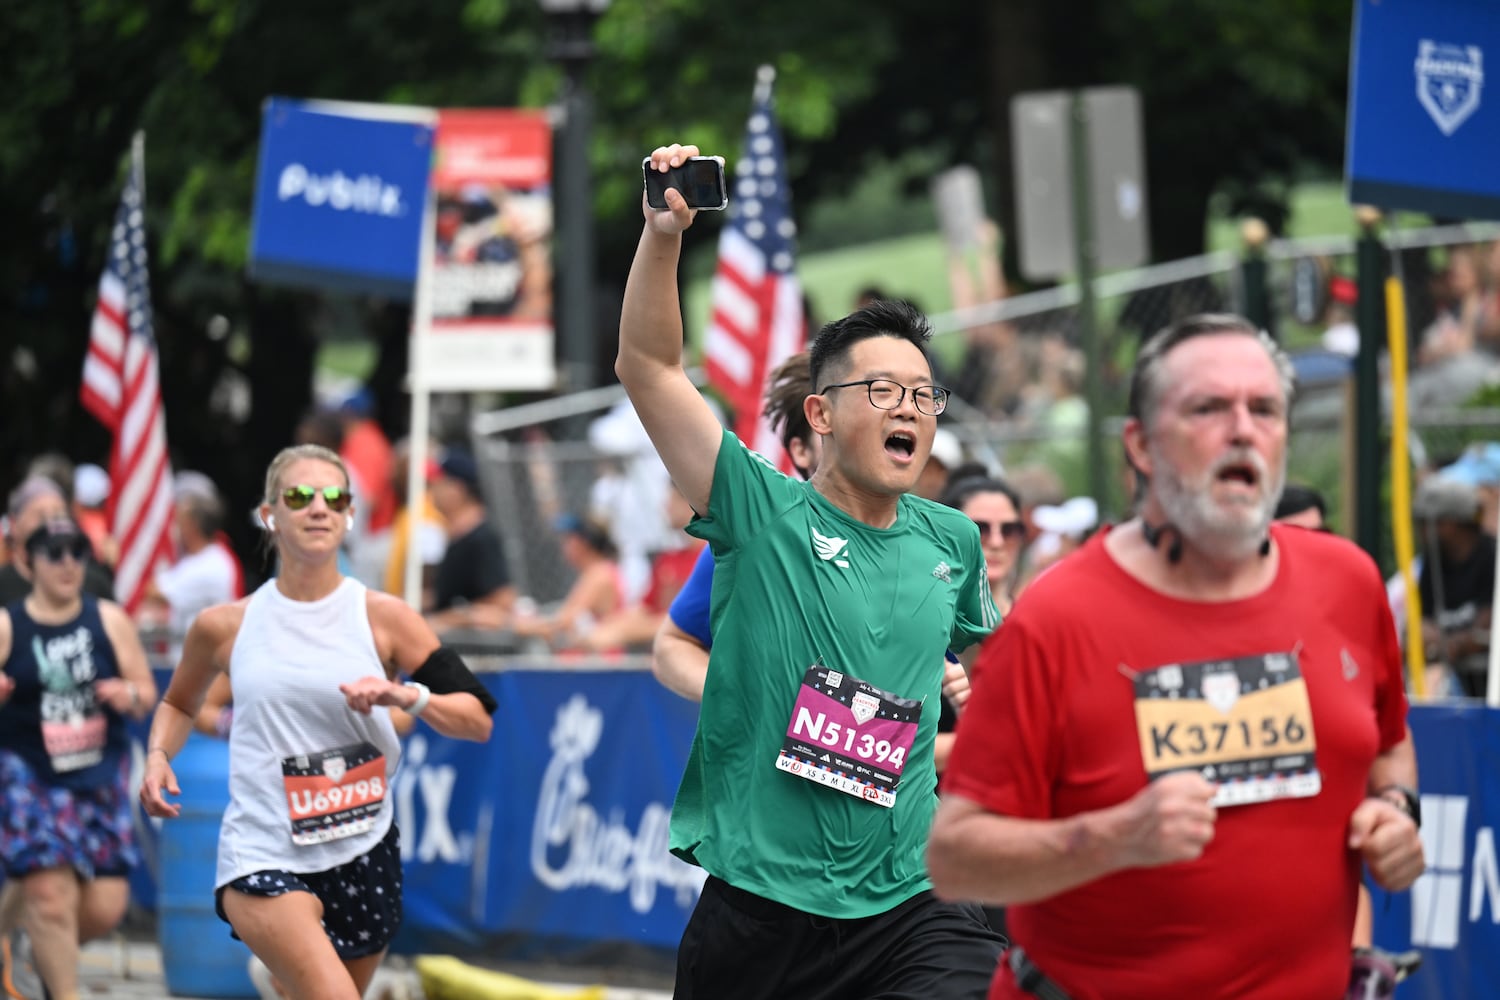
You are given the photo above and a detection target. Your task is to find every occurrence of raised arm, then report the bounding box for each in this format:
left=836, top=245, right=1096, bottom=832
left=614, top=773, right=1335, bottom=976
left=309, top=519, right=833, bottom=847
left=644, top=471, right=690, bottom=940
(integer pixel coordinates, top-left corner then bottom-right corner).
left=616, top=143, right=727, bottom=514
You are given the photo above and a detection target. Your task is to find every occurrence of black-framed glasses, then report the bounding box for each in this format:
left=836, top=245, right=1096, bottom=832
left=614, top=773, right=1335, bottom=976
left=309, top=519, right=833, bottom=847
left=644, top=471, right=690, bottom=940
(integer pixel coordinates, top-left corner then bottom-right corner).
left=281, top=485, right=353, bottom=512
left=819, top=378, right=950, bottom=416
left=28, top=535, right=92, bottom=564
left=972, top=518, right=1027, bottom=542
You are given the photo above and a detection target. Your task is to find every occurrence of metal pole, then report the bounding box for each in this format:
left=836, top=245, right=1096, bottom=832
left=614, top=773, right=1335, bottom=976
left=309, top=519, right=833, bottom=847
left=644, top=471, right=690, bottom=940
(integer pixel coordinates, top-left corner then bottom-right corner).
left=556, top=70, right=597, bottom=392
left=1069, top=91, right=1107, bottom=514
left=1353, top=211, right=1386, bottom=562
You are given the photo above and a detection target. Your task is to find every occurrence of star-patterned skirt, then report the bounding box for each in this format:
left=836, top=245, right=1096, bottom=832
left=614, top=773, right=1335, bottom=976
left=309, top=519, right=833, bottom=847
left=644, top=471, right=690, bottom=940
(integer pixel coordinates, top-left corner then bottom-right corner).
left=215, top=825, right=402, bottom=959
left=0, top=750, right=137, bottom=880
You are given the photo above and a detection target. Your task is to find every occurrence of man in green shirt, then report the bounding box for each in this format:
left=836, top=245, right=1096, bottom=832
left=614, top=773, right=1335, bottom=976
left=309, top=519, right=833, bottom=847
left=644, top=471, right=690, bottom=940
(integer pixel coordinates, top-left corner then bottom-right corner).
left=619, top=142, right=1003, bottom=999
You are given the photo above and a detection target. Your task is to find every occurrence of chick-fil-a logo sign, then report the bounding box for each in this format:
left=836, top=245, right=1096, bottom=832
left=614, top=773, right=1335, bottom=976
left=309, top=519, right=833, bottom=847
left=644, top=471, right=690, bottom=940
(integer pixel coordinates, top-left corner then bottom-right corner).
left=530, top=694, right=705, bottom=913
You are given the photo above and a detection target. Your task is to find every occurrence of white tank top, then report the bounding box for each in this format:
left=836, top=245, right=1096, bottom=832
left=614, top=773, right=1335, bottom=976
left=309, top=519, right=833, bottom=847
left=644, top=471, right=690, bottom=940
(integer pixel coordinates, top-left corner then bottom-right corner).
left=215, top=577, right=401, bottom=887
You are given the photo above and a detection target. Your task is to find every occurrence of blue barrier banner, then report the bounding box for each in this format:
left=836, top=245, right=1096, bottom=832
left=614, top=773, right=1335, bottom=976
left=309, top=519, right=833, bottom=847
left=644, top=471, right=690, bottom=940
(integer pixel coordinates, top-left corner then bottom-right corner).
left=1346, top=0, right=1499, bottom=219
left=1372, top=703, right=1500, bottom=999
left=249, top=98, right=435, bottom=297
left=392, top=670, right=705, bottom=958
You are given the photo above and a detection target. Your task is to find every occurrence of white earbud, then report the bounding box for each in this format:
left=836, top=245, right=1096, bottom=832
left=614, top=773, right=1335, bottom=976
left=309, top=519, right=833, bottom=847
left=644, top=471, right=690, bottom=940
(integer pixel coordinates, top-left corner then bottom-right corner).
left=345, top=515, right=354, bottom=531
left=265, top=514, right=276, bottom=532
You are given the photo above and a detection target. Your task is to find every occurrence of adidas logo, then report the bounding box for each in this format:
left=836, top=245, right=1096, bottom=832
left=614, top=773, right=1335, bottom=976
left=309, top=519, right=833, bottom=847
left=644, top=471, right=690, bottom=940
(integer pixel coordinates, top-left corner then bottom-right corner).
left=811, top=527, right=850, bottom=568
left=932, top=561, right=951, bottom=583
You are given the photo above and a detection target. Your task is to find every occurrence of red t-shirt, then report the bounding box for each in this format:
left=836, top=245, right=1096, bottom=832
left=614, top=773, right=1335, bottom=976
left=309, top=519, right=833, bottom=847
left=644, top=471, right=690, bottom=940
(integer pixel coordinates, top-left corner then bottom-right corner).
left=945, top=524, right=1409, bottom=1000
left=643, top=542, right=706, bottom=614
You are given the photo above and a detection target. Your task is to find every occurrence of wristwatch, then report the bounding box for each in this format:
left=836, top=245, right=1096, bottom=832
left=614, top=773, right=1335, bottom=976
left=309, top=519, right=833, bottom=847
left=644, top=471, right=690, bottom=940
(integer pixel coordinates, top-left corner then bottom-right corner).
left=1374, top=784, right=1421, bottom=828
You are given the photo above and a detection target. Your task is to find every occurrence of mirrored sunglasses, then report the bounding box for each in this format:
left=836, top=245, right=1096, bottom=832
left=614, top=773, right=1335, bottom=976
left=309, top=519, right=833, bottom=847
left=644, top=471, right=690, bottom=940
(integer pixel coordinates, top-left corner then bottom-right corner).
left=972, top=518, right=1027, bottom=542
left=281, top=485, right=353, bottom=512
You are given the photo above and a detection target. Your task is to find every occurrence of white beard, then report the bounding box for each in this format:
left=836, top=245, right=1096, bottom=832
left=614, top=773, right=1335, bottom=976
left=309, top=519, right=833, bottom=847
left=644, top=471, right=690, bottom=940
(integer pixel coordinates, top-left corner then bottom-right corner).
left=1150, top=445, right=1285, bottom=562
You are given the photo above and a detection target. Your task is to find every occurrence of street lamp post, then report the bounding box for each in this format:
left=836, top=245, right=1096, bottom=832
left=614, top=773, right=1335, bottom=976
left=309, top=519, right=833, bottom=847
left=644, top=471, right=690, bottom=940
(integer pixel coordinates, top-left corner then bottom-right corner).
left=539, top=0, right=610, bottom=393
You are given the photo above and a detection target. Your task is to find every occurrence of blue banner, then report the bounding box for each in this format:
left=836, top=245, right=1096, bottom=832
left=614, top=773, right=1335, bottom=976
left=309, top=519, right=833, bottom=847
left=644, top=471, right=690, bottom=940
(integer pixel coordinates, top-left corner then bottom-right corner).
left=391, top=670, right=705, bottom=958
left=1346, top=0, right=1499, bottom=219
left=1372, top=703, right=1500, bottom=998
left=249, top=98, right=435, bottom=298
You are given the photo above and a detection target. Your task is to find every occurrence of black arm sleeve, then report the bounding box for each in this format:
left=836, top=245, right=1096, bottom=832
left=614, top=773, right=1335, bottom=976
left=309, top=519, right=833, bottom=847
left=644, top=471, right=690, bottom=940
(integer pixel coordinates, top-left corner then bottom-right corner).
left=412, top=646, right=498, bottom=716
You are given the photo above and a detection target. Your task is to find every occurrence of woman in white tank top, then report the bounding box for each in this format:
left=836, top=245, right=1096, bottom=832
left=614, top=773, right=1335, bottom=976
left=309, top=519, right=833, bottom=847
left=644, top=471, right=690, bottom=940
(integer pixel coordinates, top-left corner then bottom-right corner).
left=140, top=444, right=494, bottom=1000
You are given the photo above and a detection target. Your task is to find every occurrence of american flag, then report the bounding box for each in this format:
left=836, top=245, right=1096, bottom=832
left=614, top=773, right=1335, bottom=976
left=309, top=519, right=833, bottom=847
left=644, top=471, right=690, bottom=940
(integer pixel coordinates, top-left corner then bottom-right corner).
left=704, top=66, right=806, bottom=467
left=80, top=135, right=175, bottom=612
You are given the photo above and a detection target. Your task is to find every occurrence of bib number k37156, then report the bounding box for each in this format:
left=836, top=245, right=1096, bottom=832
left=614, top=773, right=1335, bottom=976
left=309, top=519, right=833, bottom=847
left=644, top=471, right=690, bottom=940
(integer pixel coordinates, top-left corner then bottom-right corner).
left=1133, top=651, right=1320, bottom=807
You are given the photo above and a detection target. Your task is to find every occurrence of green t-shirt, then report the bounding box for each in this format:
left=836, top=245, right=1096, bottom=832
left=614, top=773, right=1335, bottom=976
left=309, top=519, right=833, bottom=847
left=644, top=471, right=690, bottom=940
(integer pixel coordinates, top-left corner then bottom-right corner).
left=670, top=429, right=999, bottom=918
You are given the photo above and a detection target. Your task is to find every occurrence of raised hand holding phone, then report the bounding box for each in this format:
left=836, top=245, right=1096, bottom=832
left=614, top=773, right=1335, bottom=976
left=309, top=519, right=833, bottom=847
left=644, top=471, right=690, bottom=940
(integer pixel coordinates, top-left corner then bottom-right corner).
left=643, top=145, right=727, bottom=218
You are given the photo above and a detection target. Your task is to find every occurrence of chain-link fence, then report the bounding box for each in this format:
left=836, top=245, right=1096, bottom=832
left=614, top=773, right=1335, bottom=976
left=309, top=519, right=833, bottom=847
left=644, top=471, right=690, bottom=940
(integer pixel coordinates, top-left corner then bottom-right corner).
left=467, top=224, right=1500, bottom=600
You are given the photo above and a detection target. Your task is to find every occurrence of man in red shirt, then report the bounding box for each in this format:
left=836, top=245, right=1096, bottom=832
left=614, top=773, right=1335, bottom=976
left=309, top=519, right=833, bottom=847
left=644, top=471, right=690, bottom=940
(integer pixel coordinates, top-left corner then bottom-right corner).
left=929, top=314, right=1426, bottom=1000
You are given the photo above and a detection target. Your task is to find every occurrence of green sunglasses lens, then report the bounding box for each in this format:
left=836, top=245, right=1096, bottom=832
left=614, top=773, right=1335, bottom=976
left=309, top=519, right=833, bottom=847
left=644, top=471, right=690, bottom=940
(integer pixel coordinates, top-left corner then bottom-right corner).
left=281, top=486, right=351, bottom=511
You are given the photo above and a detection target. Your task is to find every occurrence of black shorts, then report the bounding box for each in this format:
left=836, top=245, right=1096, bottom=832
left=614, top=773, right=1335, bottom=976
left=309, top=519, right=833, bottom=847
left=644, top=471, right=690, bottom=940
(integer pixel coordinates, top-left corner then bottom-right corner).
left=215, top=825, right=402, bottom=960
left=674, top=876, right=1004, bottom=1000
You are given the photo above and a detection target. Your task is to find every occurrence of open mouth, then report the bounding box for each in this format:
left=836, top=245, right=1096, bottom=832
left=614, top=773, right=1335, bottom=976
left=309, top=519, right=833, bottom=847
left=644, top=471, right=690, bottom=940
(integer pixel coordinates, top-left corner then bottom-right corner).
left=1216, top=462, right=1259, bottom=488
left=885, top=430, right=916, bottom=461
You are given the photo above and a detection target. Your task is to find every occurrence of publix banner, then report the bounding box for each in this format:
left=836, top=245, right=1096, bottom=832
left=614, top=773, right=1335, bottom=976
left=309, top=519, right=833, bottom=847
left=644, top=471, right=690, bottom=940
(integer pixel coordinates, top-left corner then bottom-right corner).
left=248, top=98, right=436, bottom=297
left=1371, top=703, right=1500, bottom=999
left=394, top=669, right=706, bottom=956
left=419, top=109, right=556, bottom=391
left=1346, top=0, right=1499, bottom=218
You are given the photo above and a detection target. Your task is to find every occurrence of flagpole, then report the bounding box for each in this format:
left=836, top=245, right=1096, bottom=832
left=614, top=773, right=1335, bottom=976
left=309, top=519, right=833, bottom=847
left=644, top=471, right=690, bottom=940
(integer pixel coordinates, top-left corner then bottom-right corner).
left=753, top=64, right=776, bottom=105
left=131, top=130, right=145, bottom=186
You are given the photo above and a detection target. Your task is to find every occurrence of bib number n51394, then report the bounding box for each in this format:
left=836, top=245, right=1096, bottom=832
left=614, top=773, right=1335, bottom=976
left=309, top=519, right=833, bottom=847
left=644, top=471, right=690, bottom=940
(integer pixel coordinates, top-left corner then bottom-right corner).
left=775, top=665, right=921, bottom=809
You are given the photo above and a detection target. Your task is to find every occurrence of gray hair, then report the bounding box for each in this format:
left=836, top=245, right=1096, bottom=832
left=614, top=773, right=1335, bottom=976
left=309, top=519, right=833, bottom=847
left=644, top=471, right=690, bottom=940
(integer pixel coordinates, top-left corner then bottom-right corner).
left=1128, top=314, right=1296, bottom=431
left=7, top=476, right=65, bottom=524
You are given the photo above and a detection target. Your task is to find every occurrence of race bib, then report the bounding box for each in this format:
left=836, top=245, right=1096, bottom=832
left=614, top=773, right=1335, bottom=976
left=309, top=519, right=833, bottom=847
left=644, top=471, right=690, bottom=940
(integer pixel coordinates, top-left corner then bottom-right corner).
left=775, top=664, right=921, bottom=809
left=282, top=742, right=386, bottom=846
left=42, top=714, right=107, bottom=773
left=1133, top=652, right=1321, bottom=807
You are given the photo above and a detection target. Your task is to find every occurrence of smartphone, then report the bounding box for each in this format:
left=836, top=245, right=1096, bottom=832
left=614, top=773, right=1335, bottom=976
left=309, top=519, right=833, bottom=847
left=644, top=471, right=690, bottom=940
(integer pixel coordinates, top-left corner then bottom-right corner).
left=642, top=155, right=729, bottom=211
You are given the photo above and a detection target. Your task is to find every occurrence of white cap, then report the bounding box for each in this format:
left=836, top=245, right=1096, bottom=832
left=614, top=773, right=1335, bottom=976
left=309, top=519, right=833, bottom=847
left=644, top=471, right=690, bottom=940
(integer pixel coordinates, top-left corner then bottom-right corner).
left=1031, top=496, right=1098, bottom=538
left=74, top=464, right=110, bottom=509
left=929, top=428, right=963, bottom=471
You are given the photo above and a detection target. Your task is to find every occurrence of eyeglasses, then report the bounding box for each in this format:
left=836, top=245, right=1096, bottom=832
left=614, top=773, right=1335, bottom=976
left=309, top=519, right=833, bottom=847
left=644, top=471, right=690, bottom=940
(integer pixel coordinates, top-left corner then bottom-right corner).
left=29, top=535, right=92, bottom=563
left=280, top=485, right=353, bottom=512
left=972, top=519, right=1027, bottom=542
left=819, top=379, right=950, bottom=416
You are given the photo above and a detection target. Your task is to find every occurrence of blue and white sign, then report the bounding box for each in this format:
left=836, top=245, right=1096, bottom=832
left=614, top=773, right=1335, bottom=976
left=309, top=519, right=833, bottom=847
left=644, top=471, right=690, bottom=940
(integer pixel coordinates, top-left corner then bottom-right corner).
left=1346, top=0, right=1500, bottom=219
left=249, top=98, right=436, bottom=298
left=1371, top=703, right=1500, bottom=999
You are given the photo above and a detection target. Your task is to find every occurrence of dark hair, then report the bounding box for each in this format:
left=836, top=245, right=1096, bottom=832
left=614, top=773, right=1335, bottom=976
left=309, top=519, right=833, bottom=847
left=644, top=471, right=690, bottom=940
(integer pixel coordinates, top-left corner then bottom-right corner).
left=1274, top=483, right=1327, bottom=522
left=557, top=513, right=617, bottom=560
left=1127, top=313, right=1296, bottom=430
left=938, top=474, right=1022, bottom=515
left=762, top=352, right=813, bottom=454
left=808, top=299, right=933, bottom=392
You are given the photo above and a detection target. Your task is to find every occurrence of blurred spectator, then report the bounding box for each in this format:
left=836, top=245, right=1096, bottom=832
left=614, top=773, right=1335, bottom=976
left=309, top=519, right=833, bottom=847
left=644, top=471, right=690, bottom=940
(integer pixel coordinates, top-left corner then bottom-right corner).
left=1005, top=462, right=1066, bottom=549
left=1413, top=475, right=1493, bottom=698
left=512, top=514, right=624, bottom=650
left=72, top=463, right=119, bottom=569
left=0, top=477, right=116, bottom=604
left=576, top=485, right=703, bottom=653
left=25, top=451, right=77, bottom=502
left=1274, top=483, right=1331, bottom=532
left=1024, top=496, right=1099, bottom=583
left=140, top=472, right=242, bottom=664
left=337, top=387, right=397, bottom=535
left=426, top=447, right=515, bottom=632
left=915, top=427, right=964, bottom=501
left=588, top=398, right=685, bottom=604
left=1438, top=441, right=1500, bottom=537
left=1320, top=276, right=1360, bottom=358
left=381, top=439, right=448, bottom=605
left=939, top=473, right=1027, bottom=621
